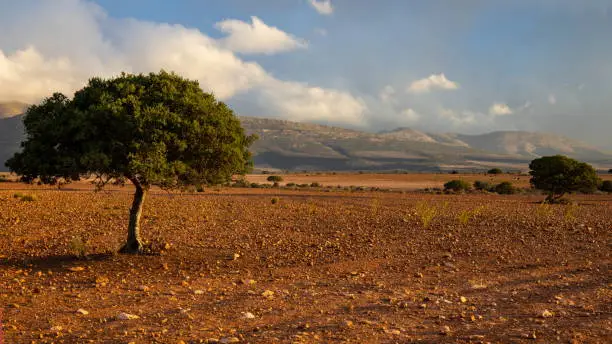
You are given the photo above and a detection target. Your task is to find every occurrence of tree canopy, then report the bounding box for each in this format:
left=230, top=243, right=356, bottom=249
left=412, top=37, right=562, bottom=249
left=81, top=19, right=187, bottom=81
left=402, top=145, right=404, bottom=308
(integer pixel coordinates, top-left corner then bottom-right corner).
left=7, top=71, right=256, bottom=253
left=529, top=155, right=600, bottom=202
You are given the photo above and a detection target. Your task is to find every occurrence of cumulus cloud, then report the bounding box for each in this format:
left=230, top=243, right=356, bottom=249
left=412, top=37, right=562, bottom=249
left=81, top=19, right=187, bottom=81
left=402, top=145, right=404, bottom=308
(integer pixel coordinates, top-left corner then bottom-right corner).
left=401, top=108, right=420, bottom=122
left=489, top=103, right=513, bottom=116
left=379, top=85, right=396, bottom=104
left=407, top=73, right=459, bottom=94
left=0, top=0, right=365, bottom=126
left=309, top=0, right=334, bottom=15
left=215, top=16, right=306, bottom=55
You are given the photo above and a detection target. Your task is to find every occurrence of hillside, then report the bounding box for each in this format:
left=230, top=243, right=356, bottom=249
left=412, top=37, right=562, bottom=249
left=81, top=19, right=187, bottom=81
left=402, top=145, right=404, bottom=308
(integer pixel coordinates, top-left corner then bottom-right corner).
left=0, top=101, right=28, bottom=118
left=1, top=112, right=611, bottom=172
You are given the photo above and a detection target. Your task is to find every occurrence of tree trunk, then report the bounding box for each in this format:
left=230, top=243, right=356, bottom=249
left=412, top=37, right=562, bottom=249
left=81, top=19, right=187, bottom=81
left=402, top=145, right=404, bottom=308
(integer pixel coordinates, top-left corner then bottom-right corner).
left=119, top=182, right=146, bottom=254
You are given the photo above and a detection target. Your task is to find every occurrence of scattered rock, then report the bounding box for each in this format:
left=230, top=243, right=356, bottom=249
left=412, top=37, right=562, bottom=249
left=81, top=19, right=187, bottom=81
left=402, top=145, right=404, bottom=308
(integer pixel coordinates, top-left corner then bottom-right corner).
left=50, top=325, right=63, bottom=332
left=138, top=285, right=150, bottom=292
left=227, top=253, right=240, bottom=261
left=194, top=289, right=205, bottom=295
left=460, top=296, right=468, bottom=303
left=540, top=309, right=554, bottom=318
left=414, top=272, right=424, bottom=278
left=261, top=290, right=274, bottom=298
left=440, top=326, right=451, bottom=335
left=242, top=312, right=256, bottom=319
left=220, top=337, right=240, bottom=343
left=67, top=266, right=85, bottom=272
left=116, top=312, right=140, bottom=320
left=343, top=320, right=354, bottom=328
left=76, top=308, right=89, bottom=315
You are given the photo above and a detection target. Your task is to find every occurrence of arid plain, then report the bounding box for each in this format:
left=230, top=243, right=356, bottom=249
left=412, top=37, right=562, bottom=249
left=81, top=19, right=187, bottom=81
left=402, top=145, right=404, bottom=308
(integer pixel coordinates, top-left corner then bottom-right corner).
left=1, top=173, right=610, bottom=343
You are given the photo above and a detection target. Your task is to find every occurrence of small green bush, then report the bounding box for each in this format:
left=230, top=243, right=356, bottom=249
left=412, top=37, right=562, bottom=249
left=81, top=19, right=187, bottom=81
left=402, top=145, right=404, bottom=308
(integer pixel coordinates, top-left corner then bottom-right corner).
left=494, top=181, right=517, bottom=194
left=266, top=175, right=283, bottom=182
left=310, top=182, right=321, bottom=188
left=271, top=197, right=279, bottom=204
left=487, top=168, right=503, bottom=174
left=473, top=180, right=491, bottom=191
left=600, top=180, right=612, bottom=193
left=14, top=193, right=38, bottom=202
left=444, top=180, right=471, bottom=192
left=286, top=182, right=296, bottom=187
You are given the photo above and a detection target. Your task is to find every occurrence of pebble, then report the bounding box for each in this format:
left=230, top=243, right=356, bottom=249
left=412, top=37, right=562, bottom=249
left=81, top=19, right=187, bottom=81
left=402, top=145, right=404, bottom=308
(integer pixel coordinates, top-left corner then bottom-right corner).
left=242, top=312, right=256, bottom=319
left=261, top=290, right=275, bottom=298
left=460, top=296, right=468, bottom=303
left=540, top=309, right=554, bottom=318
left=76, top=308, right=89, bottom=315
left=220, top=337, right=240, bottom=343
left=116, top=312, right=140, bottom=320
left=440, top=326, right=451, bottom=335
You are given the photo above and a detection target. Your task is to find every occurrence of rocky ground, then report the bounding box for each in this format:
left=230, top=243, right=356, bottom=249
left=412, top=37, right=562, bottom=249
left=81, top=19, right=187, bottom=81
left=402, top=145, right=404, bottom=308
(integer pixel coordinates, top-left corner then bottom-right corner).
left=0, top=182, right=610, bottom=343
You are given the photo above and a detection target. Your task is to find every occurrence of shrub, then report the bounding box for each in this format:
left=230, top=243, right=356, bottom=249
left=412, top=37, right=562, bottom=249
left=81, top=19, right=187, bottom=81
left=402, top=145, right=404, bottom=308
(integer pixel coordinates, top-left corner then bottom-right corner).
left=450, top=170, right=459, bottom=175
left=286, top=182, right=296, bottom=187
left=530, top=155, right=600, bottom=202
left=487, top=168, right=503, bottom=174
left=266, top=175, right=283, bottom=182
left=232, top=178, right=250, bottom=188
left=0, top=175, right=9, bottom=183
left=600, top=180, right=612, bottom=193
left=195, top=185, right=205, bottom=193
left=444, top=179, right=471, bottom=192
left=14, top=193, right=38, bottom=202
left=414, top=201, right=438, bottom=228
left=271, top=197, right=279, bottom=204
left=473, top=180, right=491, bottom=191
left=310, top=182, right=321, bottom=188
left=494, top=181, right=517, bottom=195
left=609, top=169, right=612, bottom=174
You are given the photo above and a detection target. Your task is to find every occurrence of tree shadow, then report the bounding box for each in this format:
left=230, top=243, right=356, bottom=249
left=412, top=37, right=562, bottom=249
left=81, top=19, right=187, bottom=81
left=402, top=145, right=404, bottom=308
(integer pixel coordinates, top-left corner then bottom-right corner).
left=0, top=252, right=115, bottom=271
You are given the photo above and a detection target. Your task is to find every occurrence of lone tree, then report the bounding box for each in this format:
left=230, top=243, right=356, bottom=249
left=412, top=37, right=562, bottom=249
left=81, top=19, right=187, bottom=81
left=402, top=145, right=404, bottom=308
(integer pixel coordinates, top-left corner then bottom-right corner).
left=529, top=155, right=600, bottom=202
left=6, top=71, right=256, bottom=253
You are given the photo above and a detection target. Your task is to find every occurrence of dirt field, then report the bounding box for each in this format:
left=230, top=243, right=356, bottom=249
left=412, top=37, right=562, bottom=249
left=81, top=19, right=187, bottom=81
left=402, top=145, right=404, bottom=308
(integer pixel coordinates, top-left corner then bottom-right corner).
left=0, top=179, right=611, bottom=343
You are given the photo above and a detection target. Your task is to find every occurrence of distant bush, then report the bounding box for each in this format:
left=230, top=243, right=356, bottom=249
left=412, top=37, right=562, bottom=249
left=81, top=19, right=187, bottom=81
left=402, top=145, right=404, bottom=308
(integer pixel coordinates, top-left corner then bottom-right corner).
left=450, top=170, right=459, bottom=175
left=310, top=182, right=321, bottom=188
left=266, top=175, right=283, bottom=182
left=487, top=168, right=503, bottom=174
left=494, top=181, right=517, bottom=195
left=0, top=175, right=9, bottom=183
left=14, top=193, right=38, bottom=202
left=444, top=180, right=471, bottom=192
left=609, top=169, right=612, bottom=174
left=271, top=197, right=279, bottom=204
left=473, top=180, right=491, bottom=191
left=250, top=182, right=262, bottom=188
left=600, top=180, right=612, bottom=193
left=286, top=182, right=296, bottom=187
left=195, top=185, right=205, bottom=193
left=232, top=178, right=250, bottom=188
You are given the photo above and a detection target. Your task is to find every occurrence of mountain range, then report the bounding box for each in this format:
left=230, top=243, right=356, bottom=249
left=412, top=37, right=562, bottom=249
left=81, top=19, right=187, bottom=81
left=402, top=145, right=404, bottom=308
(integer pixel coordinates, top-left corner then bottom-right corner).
left=1, top=104, right=611, bottom=172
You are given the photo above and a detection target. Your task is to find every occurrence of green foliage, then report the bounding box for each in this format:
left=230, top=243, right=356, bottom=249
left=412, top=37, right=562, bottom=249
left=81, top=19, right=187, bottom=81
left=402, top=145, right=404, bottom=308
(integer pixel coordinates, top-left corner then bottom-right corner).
left=444, top=179, right=471, bottom=192
left=599, top=180, right=612, bottom=193
left=487, top=168, right=503, bottom=174
left=473, top=180, right=491, bottom=191
left=266, top=175, right=283, bottom=182
left=494, top=181, right=517, bottom=195
left=609, top=169, right=612, bottom=174
left=414, top=201, right=440, bottom=228
left=13, top=192, right=38, bottom=202
left=271, top=197, right=279, bottom=205
left=310, top=182, right=321, bottom=188
left=6, top=71, right=256, bottom=190
left=457, top=206, right=485, bottom=225
left=529, top=155, right=600, bottom=201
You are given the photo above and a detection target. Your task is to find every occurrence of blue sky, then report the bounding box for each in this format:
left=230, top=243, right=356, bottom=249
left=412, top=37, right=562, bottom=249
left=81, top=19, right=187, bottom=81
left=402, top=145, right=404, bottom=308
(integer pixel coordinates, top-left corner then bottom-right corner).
left=1, top=0, right=611, bottom=148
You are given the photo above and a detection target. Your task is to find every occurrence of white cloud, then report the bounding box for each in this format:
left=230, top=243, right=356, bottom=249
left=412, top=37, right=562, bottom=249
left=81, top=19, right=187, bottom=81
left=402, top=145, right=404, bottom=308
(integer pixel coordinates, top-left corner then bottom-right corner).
left=215, top=16, right=306, bottom=55
left=314, top=28, right=328, bottom=37
left=407, top=73, right=459, bottom=94
left=548, top=94, right=557, bottom=105
left=379, top=85, right=396, bottom=104
left=309, top=0, right=334, bottom=15
left=401, top=108, right=420, bottom=122
left=489, top=103, right=513, bottom=116
left=0, top=0, right=365, bottom=126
